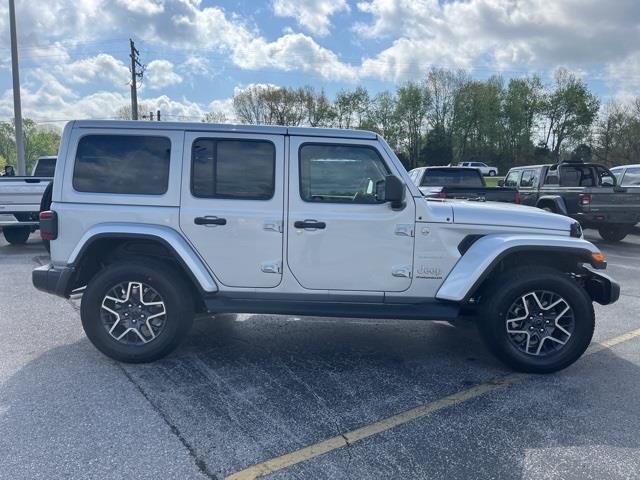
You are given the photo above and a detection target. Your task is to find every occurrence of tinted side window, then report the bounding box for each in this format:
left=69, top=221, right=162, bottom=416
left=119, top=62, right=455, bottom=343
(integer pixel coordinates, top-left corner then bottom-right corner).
left=520, top=169, right=539, bottom=188
left=191, top=139, right=275, bottom=199
left=34, top=158, right=56, bottom=177
left=299, top=144, right=389, bottom=204
left=623, top=167, right=640, bottom=186
left=504, top=171, right=520, bottom=187
left=73, top=135, right=170, bottom=194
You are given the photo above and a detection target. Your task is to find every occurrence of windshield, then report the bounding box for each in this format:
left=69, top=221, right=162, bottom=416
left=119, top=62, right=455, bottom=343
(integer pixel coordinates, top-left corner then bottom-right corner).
left=421, top=169, right=483, bottom=187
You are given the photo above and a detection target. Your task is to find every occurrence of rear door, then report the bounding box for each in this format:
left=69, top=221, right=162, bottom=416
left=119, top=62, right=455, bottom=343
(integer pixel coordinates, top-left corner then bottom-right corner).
left=179, top=132, right=285, bottom=288
left=287, top=137, right=416, bottom=292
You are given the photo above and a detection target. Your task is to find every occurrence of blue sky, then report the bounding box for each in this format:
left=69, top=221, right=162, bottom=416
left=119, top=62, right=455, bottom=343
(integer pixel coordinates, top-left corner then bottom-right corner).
left=0, top=0, right=639, bottom=126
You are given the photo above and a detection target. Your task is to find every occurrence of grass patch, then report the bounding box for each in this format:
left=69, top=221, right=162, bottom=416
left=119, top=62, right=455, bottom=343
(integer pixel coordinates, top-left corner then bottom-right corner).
left=484, top=176, right=503, bottom=187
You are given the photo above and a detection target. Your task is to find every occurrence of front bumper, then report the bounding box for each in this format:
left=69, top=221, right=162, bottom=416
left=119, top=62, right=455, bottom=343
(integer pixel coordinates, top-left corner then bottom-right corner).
left=584, top=267, right=620, bottom=305
left=32, top=264, right=75, bottom=298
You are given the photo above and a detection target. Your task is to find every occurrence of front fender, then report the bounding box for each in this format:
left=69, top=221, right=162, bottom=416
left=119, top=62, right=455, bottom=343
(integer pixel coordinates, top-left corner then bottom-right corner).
left=435, top=233, right=603, bottom=302
left=68, top=223, right=218, bottom=293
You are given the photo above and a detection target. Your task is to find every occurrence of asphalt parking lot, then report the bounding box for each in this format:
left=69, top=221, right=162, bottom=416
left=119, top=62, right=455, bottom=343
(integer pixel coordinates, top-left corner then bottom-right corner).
left=1, top=230, right=639, bottom=480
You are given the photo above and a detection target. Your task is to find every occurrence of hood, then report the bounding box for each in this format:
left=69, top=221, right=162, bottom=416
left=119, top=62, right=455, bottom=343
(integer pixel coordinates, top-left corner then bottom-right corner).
left=448, top=199, right=574, bottom=233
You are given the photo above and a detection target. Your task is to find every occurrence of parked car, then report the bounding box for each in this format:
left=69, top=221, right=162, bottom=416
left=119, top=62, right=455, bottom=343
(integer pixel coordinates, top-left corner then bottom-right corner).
left=0, top=156, right=56, bottom=244
left=458, top=161, right=498, bottom=176
left=34, top=120, right=619, bottom=373
left=408, top=166, right=520, bottom=203
left=610, top=164, right=640, bottom=190
left=502, top=161, right=640, bottom=242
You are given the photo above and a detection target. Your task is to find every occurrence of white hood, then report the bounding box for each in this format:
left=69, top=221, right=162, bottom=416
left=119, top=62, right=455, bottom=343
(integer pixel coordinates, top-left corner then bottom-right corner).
left=448, top=200, right=574, bottom=233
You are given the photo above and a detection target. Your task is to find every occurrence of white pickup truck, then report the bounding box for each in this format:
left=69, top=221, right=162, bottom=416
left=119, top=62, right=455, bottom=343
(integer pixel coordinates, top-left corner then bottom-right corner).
left=0, top=156, right=55, bottom=244
left=33, top=121, right=619, bottom=373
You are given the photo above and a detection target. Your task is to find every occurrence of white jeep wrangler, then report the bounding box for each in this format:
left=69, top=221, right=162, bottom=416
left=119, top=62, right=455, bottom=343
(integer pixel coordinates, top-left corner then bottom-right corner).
left=33, top=120, right=619, bottom=373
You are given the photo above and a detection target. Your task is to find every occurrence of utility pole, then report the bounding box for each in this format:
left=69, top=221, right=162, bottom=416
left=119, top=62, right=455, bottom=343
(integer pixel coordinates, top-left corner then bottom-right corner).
left=9, top=0, right=26, bottom=175
left=129, top=39, right=143, bottom=120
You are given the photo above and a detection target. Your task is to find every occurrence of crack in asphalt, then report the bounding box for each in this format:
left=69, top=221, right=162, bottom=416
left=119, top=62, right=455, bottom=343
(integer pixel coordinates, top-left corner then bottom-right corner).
left=116, top=363, right=220, bottom=480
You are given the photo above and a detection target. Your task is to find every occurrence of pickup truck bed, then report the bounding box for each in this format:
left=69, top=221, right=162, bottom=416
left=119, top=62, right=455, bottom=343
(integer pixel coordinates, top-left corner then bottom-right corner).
left=408, top=166, right=519, bottom=203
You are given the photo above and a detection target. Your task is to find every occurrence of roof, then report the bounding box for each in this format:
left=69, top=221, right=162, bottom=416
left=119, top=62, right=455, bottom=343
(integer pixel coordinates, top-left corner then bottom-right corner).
left=72, top=120, right=378, bottom=140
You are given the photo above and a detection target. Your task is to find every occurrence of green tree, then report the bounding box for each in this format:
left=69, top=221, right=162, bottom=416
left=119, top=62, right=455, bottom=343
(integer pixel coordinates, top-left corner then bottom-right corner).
left=0, top=119, right=60, bottom=173
left=395, top=82, right=431, bottom=169
left=501, top=76, right=543, bottom=165
left=365, top=91, right=400, bottom=150
left=541, top=68, right=600, bottom=157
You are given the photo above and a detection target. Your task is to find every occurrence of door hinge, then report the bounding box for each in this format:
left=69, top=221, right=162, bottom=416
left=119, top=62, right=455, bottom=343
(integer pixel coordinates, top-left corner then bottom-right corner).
left=260, top=260, right=282, bottom=274
left=391, top=265, right=412, bottom=278
left=395, top=224, right=414, bottom=237
left=263, top=220, right=283, bottom=233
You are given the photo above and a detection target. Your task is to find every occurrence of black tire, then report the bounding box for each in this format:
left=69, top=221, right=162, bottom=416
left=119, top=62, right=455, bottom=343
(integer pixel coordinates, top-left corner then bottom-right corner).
left=478, top=266, right=594, bottom=373
left=489, top=170, right=496, bottom=177
left=3, top=227, right=30, bottom=245
left=80, top=259, right=194, bottom=363
left=598, top=224, right=629, bottom=242
left=40, top=182, right=53, bottom=253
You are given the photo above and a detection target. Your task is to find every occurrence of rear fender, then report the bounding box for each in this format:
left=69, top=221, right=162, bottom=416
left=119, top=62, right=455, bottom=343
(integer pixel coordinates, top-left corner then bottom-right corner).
left=68, top=223, right=218, bottom=293
left=536, top=195, right=568, bottom=215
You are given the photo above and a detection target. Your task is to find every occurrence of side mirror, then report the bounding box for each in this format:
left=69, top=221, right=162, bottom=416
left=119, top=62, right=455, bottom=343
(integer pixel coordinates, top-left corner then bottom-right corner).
left=497, top=180, right=504, bottom=187
left=384, top=175, right=406, bottom=210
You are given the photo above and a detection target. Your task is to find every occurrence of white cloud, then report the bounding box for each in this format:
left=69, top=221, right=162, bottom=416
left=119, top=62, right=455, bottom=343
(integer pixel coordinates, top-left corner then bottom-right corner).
left=355, top=0, right=640, bottom=82
left=273, top=0, right=349, bottom=36
left=56, top=54, right=130, bottom=88
left=234, top=33, right=358, bottom=82
left=145, top=60, right=183, bottom=89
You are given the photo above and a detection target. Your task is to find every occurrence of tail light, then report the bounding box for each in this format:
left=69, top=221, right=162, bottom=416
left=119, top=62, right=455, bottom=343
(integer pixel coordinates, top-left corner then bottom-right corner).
left=436, top=191, right=447, bottom=199
left=39, top=210, right=58, bottom=241
left=579, top=193, right=591, bottom=206
left=515, top=193, right=522, bottom=204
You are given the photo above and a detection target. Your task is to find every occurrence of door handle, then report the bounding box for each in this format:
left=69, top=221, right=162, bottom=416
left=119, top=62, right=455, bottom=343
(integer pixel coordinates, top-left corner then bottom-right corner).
left=194, top=216, right=227, bottom=226
left=294, top=220, right=326, bottom=229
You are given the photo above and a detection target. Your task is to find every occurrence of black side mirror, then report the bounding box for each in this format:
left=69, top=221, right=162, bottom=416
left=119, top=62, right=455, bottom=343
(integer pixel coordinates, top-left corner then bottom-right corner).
left=384, top=175, right=406, bottom=210
left=497, top=180, right=504, bottom=187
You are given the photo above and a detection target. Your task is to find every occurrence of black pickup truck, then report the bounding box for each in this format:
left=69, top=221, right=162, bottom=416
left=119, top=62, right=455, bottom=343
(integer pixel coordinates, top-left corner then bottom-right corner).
left=408, top=166, right=520, bottom=203
left=503, top=161, right=640, bottom=242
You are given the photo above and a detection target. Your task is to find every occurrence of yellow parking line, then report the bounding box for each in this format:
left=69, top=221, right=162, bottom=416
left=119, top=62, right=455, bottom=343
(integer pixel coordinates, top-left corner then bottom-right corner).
left=226, top=328, right=640, bottom=480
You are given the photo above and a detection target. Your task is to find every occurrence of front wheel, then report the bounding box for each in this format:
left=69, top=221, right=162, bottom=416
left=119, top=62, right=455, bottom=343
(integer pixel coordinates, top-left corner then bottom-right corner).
left=489, top=170, right=497, bottom=177
left=598, top=224, right=630, bottom=242
left=479, top=266, right=594, bottom=373
left=80, top=259, right=194, bottom=363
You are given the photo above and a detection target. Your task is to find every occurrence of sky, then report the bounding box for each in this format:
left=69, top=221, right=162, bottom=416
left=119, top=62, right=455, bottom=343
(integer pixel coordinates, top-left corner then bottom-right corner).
left=0, top=0, right=639, bottom=127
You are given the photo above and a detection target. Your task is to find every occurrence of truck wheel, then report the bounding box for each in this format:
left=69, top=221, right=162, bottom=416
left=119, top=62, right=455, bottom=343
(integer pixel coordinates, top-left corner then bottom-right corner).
left=479, top=266, right=594, bottom=373
left=598, top=225, right=629, bottom=242
left=3, top=227, right=31, bottom=245
left=80, top=259, right=194, bottom=363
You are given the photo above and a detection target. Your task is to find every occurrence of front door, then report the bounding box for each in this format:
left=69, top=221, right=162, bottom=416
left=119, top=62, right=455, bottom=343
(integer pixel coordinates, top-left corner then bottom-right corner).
left=286, top=137, right=416, bottom=292
left=180, top=131, right=285, bottom=288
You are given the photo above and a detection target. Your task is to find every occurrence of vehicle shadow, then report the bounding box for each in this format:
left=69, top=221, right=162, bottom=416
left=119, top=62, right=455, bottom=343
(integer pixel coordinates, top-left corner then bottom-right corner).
left=1, top=315, right=639, bottom=479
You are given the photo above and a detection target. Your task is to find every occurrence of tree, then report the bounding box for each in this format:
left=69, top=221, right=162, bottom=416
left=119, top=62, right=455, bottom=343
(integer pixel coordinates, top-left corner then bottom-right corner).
left=334, top=87, right=370, bottom=129
left=395, top=82, right=431, bottom=169
left=0, top=119, right=60, bottom=173
left=115, top=103, right=153, bottom=121
left=541, top=68, right=600, bottom=157
left=202, top=111, right=231, bottom=123
left=300, top=87, right=335, bottom=127
left=365, top=91, right=399, bottom=149
left=501, top=76, right=543, bottom=165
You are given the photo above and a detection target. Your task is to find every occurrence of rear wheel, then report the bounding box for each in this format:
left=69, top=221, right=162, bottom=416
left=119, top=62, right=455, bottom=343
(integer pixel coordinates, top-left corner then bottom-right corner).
left=3, top=227, right=30, bottom=245
left=598, top=224, right=630, bottom=242
left=489, top=170, right=496, bottom=177
left=81, top=259, right=194, bottom=363
left=479, top=266, right=594, bottom=373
